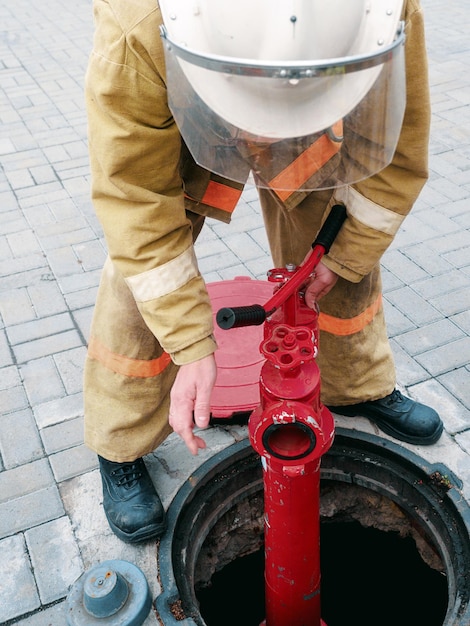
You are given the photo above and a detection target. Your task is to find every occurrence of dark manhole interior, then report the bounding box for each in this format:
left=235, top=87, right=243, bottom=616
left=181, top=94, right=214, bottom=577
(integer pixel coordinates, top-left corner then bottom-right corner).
left=197, top=520, right=447, bottom=626
left=159, top=432, right=470, bottom=626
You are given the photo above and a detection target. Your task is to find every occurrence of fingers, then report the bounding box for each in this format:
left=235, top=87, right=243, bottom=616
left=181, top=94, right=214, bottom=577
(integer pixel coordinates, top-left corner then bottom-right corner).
left=179, top=426, right=207, bottom=456
left=305, top=282, right=330, bottom=307
left=168, top=402, right=205, bottom=455
left=193, top=400, right=211, bottom=429
left=304, top=261, right=339, bottom=306
left=169, top=354, right=217, bottom=455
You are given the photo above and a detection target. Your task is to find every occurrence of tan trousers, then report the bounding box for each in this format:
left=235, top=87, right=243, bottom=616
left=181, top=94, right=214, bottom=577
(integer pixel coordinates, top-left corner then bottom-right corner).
left=84, top=213, right=205, bottom=462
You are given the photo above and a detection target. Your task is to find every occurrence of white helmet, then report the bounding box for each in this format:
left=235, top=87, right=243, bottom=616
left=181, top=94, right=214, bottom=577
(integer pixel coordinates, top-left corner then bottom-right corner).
left=160, top=0, right=406, bottom=191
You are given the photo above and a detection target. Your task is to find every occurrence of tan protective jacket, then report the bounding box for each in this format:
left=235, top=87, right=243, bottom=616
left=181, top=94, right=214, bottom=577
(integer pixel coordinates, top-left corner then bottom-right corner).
left=85, top=0, right=429, bottom=366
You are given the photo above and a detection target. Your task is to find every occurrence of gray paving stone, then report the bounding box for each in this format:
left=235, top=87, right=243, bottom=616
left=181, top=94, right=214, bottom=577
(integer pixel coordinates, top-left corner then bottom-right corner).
left=7, top=312, right=74, bottom=345
left=0, top=287, right=34, bottom=325
left=0, top=211, right=30, bottom=237
left=16, top=181, right=64, bottom=202
left=381, top=267, right=405, bottom=292
left=409, top=378, right=470, bottom=434
left=59, top=268, right=102, bottom=294
left=20, top=356, right=65, bottom=406
left=385, top=286, right=442, bottom=326
left=41, top=416, right=84, bottom=455
left=390, top=338, right=434, bottom=387
left=28, top=281, right=69, bottom=317
left=4, top=169, right=35, bottom=190
left=26, top=516, right=83, bottom=605
left=22, top=204, right=56, bottom=228
left=46, top=245, right=85, bottom=278
left=49, top=444, right=97, bottom=483
left=0, top=253, right=49, bottom=284
left=0, top=484, right=64, bottom=538
left=0, top=329, right=14, bottom=367
left=197, top=249, right=240, bottom=276
left=382, top=300, right=417, bottom=337
left=0, top=382, right=30, bottom=415
left=243, top=258, right=274, bottom=281
left=35, top=223, right=93, bottom=249
left=53, top=346, right=87, bottom=395
left=0, top=534, right=40, bottom=623
left=444, top=244, right=470, bottom=269
left=0, top=458, right=54, bottom=502
left=12, top=329, right=83, bottom=364
left=389, top=215, right=436, bottom=248
left=381, top=248, right=429, bottom=283
left=7, top=229, right=42, bottom=257
left=403, top=242, right=455, bottom=276
left=73, top=239, right=107, bottom=271
left=194, top=234, right=231, bottom=260
left=452, top=309, right=470, bottom=335
left=0, top=268, right=54, bottom=293
left=19, top=188, right=70, bottom=211
left=415, top=336, right=470, bottom=377
left=71, top=307, right=93, bottom=343
left=33, top=391, right=83, bottom=429
left=426, top=229, right=470, bottom=255
left=429, top=286, right=470, bottom=317
left=0, top=459, right=63, bottom=537
left=45, top=198, right=84, bottom=222
left=0, top=240, right=8, bottom=266
left=394, top=318, right=465, bottom=356
left=439, top=366, right=470, bottom=410
left=64, top=285, right=99, bottom=310
left=222, top=231, right=270, bottom=264
left=0, top=408, right=44, bottom=469
left=11, top=602, right=68, bottom=626
left=0, top=189, right=18, bottom=212
left=411, top=268, right=470, bottom=299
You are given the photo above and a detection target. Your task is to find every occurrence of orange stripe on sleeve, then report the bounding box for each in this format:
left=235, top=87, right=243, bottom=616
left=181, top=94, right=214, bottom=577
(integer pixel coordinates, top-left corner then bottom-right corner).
left=318, top=294, right=383, bottom=337
left=87, top=336, right=172, bottom=378
left=201, top=180, right=243, bottom=214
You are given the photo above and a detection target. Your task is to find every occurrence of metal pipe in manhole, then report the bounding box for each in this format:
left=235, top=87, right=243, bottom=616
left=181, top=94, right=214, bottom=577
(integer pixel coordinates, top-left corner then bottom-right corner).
left=155, top=431, right=470, bottom=626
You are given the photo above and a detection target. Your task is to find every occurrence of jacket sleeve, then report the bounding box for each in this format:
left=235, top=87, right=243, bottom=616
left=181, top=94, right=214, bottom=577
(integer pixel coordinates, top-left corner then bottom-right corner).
left=85, top=0, right=216, bottom=365
left=322, top=0, right=431, bottom=283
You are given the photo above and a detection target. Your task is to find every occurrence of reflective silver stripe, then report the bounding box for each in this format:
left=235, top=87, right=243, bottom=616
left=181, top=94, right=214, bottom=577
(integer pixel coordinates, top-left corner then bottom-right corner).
left=335, top=186, right=405, bottom=236
left=125, top=246, right=199, bottom=302
left=160, top=22, right=405, bottom=79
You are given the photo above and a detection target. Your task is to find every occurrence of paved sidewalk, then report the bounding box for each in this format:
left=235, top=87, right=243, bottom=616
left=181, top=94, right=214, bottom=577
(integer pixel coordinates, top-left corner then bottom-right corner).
left=0, top=0, right=469, bottom=623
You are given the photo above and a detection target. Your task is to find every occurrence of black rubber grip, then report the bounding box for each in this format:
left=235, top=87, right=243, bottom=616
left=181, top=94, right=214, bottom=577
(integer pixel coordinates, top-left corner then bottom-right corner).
left=312, top=204, right=347, bottom=253
left=216, top=304, right=267, bottom=329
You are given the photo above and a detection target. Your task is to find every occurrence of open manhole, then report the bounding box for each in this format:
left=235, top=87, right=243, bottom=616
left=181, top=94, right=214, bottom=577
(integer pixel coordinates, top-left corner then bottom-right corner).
left=156, top=430, right=470, bottom=626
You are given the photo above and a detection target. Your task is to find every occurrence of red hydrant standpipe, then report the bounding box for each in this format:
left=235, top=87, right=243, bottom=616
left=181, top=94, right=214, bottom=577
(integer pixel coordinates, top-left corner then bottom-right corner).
left=217, top=205, right=347, bottom=626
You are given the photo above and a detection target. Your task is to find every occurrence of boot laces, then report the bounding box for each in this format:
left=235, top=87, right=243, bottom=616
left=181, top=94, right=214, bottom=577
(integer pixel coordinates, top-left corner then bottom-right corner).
left=111, top=462, right=142, bottom=489
left=386, top=389, right=403, bottom=405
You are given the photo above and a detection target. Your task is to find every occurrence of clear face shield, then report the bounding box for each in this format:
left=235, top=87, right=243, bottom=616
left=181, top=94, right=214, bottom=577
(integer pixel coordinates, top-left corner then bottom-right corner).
left=160, top=6, right=406, bottom=192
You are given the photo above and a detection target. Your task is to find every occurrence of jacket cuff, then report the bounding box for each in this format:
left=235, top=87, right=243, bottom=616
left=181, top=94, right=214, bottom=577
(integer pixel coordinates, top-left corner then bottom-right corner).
left=322, top=187, right=404, bottom=282
left=322, top=255, right=364, bottom=283
left=171, top=335, right=218, bottom=366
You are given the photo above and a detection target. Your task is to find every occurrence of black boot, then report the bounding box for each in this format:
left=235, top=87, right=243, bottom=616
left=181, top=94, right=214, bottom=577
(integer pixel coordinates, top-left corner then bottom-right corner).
left=327, top=389, right=443, bottom=445
left=98, top=455, right=166, bottom=543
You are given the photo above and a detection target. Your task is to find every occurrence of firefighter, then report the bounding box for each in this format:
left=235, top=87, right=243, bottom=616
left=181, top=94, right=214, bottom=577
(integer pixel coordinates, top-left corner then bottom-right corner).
left=84, top=0, right=443, bottom=543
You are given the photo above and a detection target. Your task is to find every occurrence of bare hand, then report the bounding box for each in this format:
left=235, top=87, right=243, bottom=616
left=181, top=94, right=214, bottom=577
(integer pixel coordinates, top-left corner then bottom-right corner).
left=169, top=354, right=217, bottom=455
left=304, top=260, right=338, bottom=308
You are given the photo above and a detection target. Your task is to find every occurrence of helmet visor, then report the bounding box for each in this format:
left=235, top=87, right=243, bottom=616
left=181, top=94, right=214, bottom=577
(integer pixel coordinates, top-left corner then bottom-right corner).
left=161, top=24, right=406, bottom=191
